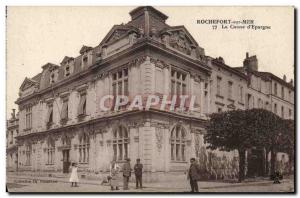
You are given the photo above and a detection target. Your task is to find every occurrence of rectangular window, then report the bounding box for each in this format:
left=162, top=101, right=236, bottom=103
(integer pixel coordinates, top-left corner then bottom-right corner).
left=112, top=68, right=129, bottom=110
left=281, top=106, right=284, bottom=118
left=78, top=93, right=87, bottom=116
left=170, top=69, right=187, bottom=96
left=217, top=76, right=222, bottom=96
left=61, top=99, right=68, bottom=120
left=289, top=109, right=292, bottom=118
left=239, top=85, right=244, bottom=103
left=265, top=102, right=269, bottom=110
left=274, top=103, right=277, bottom=114
left=46, top=104, right=53, bottom=124
left=25, top=145, right=31, bottom=166
left=274, top=83, right=278, bottom=95
left=281, top=86, right=285, bottom=99
left=228, top=81, right=233, bottom=99
left=25, top=106, right=32, bottom=129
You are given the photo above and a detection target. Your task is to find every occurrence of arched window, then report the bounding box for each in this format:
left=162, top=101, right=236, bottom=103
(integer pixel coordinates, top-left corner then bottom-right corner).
left=170, top=125, right=186, bottom=162
left=112, top=125, right=129, bottom=161
left=46, top=138, right=55, bottom=165
left=79, top=133, right=90, bottom=163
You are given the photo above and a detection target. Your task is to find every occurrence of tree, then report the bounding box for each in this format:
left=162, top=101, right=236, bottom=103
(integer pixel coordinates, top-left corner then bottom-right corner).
left=278, top=119, right=295, bottom=174
left=205, top=109, right=285, bottom=182
left=244, top=109, right=282, bottom=177
left=205, top=110, right=256, bottom=182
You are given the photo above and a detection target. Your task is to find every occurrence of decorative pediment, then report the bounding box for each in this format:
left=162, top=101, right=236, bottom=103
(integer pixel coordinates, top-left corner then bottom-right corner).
left=160, top=26, right=203, bottom=56
left=79, top=45, right=93, bottom=55
left=162, top=26, right=198, bottom=46
left=60, top=56, right=74, bottom=65
left=41, top=62, right=59, bottom=72
left=99, top=25, right=138, bottom=46
left=20, top=77, right=38, bottom=91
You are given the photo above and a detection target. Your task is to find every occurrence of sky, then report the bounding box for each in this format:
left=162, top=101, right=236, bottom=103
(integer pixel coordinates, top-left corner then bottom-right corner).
left=6, top=6, right=294, bottom=118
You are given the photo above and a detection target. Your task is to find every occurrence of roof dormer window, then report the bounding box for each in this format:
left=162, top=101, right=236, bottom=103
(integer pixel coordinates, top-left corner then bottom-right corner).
left=65, top=65, right=70, bottom=77
left=82, top=56, right=88, bottom=68
left=50, top=73, right=55, bottom=84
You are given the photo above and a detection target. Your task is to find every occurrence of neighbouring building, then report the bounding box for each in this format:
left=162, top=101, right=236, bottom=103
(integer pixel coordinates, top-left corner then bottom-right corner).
left=6, top=109, right=19, bottom=172
left=11, top=6, right=294, bottom=181
left=234, top=53, right=294, bottom=177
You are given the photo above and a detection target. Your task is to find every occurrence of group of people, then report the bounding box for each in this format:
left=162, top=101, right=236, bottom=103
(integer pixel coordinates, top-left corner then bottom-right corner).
left=109, top=158, right=143, bottom=190
left=68, top=158, right=143, bottom=191
left=68, top=157, right=201, bottom=192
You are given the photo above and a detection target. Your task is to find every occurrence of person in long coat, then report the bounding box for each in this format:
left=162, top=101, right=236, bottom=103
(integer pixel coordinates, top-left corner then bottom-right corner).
left=134, top=158, right=143, bottom=189
left=110, top=161, right=121, bottom=190
left=188, top=158, right=200, bottom=192
left=69, top=163, right=79, bottom=187
left=122, top=158, right=132, bottom=190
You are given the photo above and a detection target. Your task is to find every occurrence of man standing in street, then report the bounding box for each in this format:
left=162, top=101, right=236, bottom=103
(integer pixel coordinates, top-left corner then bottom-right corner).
left=122, top=158, right=132, bottom=190
left=188, top=158, right=200, bottom=192
left=134, top=158, right=143, bottom=189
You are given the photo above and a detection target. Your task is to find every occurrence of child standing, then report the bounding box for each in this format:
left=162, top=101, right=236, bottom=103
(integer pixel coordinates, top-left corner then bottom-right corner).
left=69, top=163, right=79, bottom=187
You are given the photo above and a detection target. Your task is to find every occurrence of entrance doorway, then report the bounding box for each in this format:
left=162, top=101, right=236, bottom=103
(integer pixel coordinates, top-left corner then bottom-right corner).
left=247, top=149, right=264, bottom=177
left=62, top=149, right=70, bottom=173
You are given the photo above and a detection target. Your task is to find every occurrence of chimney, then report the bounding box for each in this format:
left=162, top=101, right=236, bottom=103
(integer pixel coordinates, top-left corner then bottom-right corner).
left=243, top=52, right=258, bottom=71
left=290, top=79, right=294, bottom=86
left=283, top=75, right=287, bottom=82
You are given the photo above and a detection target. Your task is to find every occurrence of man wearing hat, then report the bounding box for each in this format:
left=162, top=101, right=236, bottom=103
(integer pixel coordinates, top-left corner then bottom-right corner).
left=134, top=158, right=143, bottom=189
left=122, top=158, right=132, bottom=190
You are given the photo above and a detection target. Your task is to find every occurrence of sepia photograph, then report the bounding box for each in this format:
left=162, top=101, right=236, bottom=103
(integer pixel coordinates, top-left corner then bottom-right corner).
left=5, top=6, right=295, bottom=193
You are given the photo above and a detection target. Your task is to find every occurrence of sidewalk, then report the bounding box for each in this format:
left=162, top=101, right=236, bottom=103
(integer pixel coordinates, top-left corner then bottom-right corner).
left=7, top=171, right=293, bottom=191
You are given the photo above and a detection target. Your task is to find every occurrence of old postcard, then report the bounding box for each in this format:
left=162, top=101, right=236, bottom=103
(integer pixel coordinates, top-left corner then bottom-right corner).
left=6, top=6, right=295, bottom=193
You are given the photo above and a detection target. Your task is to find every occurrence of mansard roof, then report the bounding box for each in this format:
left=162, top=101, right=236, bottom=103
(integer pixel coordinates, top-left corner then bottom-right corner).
left=257, top=71, right=294, bottom=89
left=31, top=73, right=42, bottom=82
left=211, top=57, right=248, bottom=80
left=234, top=66, right=294, bottom=89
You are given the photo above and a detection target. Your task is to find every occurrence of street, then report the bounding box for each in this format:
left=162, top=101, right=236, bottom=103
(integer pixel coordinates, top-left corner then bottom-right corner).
left=6, top=174, right=294, bottom=193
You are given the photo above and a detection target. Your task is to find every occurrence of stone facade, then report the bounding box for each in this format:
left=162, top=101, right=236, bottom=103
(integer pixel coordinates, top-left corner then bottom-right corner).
left=11, top=7, right=294, bottom=180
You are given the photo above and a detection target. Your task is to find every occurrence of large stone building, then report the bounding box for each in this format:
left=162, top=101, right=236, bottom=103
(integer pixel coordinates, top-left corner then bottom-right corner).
left=12, top=6, right=294, bottom=180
